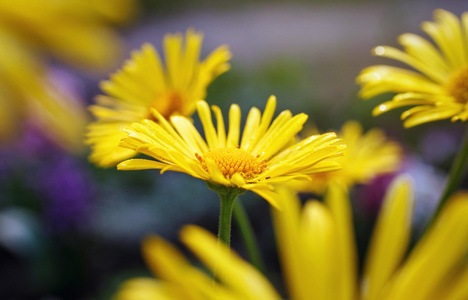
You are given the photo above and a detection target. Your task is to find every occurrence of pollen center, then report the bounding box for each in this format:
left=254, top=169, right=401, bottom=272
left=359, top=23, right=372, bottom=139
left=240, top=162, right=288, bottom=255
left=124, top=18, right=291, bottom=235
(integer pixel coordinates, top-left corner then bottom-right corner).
left=148, top=91, right=183, bottom=120
left=196, top=148, right=268, bottom=179
left=447, top=66, right=468, bottom=104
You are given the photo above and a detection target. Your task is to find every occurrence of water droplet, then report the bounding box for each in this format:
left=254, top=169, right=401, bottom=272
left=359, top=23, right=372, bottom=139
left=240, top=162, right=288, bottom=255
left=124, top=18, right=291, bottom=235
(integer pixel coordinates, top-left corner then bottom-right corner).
left=374, top=46, right=385, bottom=56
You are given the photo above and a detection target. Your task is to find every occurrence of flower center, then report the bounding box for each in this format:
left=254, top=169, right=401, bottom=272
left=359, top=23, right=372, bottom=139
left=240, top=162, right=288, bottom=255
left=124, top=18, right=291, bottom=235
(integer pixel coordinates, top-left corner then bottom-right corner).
left=447, top=66, right=468, bottom=104
left=148, top=91, right=183, bottom=120
left=196, top=148, right=268, bottom=179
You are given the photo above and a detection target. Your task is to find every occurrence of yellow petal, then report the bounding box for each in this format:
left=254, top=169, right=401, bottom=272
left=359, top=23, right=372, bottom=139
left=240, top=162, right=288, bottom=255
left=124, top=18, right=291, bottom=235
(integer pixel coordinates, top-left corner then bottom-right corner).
left=422, top=9, right=466, bottom=69
left=245, top=95, right=277, bottom=150
left=246, top=185, right=282, bottom=210
left=180, top=29, right=203, bottom=89
left=271, top=187, right=305, bottom=300
left=397, top=33, right=450, bottom=75
left=325, top=182, right=358, bottom=300
left=180, top=225, right=282, bottom=300
left=211, top=105, right=226, bottom=148
left=372, top=45, right=446, bottom=83
left=117, top=158, right=168, bottom=170
left=230, top=172, right=247, bottom=187
left=142, top=235, right=237, bottom=300
left=163, top=32, right=183, bottom=88
left=381, top=192, right=468, bottom=300
left=196, top=100, right=219, bottom=149
left=300, top=201, right=338, bottom=300
left=171, top=115, right=208, bottom=154
left=361, top=175, right=414, bottom=300
left=226, top=103, right=241, bottom=148
left=240, top=107, right=261, bottom=149
left=439, top=264, right=468, bottom=300
left=206, top=158, right=230, bottom=186
left=357, top=65, right=443, bottom=99
left=253, top=111, right=307, bottom=159
left=372, top=100, right=431, bottom=117
left=403, top=105, right=463, bottom=127
left=114, top=278, right=190, bottom=300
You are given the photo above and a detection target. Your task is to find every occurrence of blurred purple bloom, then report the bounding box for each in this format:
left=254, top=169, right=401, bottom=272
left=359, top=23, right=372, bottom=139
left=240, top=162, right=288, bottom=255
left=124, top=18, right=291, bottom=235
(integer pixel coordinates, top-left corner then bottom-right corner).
left=0, top=121, right=95, bottom=232
left=35, top=156, right=94, bottom=232
left=357, top=173, right=397, bottom=216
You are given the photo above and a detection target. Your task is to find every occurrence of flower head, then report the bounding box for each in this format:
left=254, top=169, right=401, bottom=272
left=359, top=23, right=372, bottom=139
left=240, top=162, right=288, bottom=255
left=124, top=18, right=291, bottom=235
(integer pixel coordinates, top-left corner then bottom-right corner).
left=0, top=0, right=137, bottom=151
left=113, top=176, right=468, bottom=300
left=86, top=29, right=232, bottom=167
left=357, top=9, right=468, bottom=127
left=117, top=96, right=346, bottom=209
left=0, top=0, right=137, bottom=69
left=290, top=120, right=402, bottom=194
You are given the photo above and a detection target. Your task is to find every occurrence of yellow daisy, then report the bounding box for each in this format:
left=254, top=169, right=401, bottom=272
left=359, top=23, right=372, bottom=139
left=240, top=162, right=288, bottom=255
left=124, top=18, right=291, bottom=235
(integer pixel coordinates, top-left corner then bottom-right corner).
left=117, top=96, right=346, bottom=209
left=0, top=0, right=136, bottom=151
left=274, top=178, right=468, bottom=300
left=290, top=120, right=402, bottom=194
left=86, top=29, right=232, bottom=167
left=0, top=0, right=137, bottom=70
left=115, top=225, right=282, bottom=300
left=357, top=9, right=468, bottom=127
left=113, top=176, right=468, bottom=300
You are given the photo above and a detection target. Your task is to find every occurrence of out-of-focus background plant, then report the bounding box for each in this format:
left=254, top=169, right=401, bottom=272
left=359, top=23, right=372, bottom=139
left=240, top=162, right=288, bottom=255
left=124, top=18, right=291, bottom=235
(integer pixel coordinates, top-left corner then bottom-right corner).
left=0, top=0, right=467, bottom=299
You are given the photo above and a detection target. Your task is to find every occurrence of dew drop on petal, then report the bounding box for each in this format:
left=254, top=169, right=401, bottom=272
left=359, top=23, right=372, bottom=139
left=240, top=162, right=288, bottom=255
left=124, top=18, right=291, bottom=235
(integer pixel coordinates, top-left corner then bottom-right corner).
left=374, top=46, right=385, bottom=56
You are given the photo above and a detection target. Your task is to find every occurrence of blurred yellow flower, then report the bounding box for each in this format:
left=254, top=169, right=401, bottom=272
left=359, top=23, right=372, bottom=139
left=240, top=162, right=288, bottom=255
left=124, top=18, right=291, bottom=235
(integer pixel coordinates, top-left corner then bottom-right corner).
left=0, top=0, right=136, bottom=69
left=357, top=9, right=468, bottom=127
left=117, top=96, right=346, bottom=209
left=86, top=29, right=232, bottom=167
left=113, top=176, right=468, bottom=300
left=0, top=0, right=137, bottom=151
left=115, top=225, right=282, bottom=300
left=274, top=177, right=468, bottom=300
left=290, top=120, right=402, bottom=194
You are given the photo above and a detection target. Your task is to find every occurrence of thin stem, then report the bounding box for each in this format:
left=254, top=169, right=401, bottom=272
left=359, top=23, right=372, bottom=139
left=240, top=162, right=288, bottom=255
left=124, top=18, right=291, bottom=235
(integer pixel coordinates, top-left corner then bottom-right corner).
left=205, top=181, right=245, bottom=247
left=218, top=190, right=238, bottom=247
left=233, top=200, right=266, bottom=273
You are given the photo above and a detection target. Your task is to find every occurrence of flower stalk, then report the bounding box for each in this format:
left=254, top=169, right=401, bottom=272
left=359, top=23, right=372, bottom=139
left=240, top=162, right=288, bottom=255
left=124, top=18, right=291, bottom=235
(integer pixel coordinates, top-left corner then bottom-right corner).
left=206, top=181, right=245, bottom=247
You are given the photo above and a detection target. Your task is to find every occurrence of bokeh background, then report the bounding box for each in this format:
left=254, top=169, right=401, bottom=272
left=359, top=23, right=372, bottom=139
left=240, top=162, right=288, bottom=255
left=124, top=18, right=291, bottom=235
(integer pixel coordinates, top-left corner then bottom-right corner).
left=1, top=0, right=467, bottom=298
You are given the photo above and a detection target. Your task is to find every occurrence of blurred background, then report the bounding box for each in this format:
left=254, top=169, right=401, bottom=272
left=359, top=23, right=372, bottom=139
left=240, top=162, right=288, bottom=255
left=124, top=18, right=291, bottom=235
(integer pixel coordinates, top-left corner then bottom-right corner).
left=0, top=0, right=467, bottom=298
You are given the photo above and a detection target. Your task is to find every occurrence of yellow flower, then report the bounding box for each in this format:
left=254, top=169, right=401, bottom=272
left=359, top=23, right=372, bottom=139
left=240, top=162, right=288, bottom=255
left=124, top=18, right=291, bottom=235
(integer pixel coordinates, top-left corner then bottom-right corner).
left=0, top=0, right=137, bottom=70
left=86, top=29, right=232, bottom=167
left=357, top=9, right=468, bottom=127
left=0, top=0, right=136, bottom=151
left=115, top=225, right=282, bottom=300
left=113, top=176, right=468, bottom=300
left=274, top=177, right=468, bottom=300
left=289, top=120, right=402, bottom=194
left=116, top=96, right=346, bottom=209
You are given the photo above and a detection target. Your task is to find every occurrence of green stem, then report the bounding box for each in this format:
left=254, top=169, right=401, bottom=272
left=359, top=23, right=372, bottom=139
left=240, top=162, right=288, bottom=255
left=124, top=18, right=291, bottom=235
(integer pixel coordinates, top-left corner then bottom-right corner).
left=205, top=181, right=245, bottom=247
left=218, top=190, right=238, bottom=247
left=433, top=125, right=468, bottom=221
left=233, top=200, right=266, bottom=273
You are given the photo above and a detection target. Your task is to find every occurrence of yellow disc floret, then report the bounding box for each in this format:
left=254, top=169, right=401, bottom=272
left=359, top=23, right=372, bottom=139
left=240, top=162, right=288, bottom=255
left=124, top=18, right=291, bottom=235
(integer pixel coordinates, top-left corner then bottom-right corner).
left=196, top=148, right=268, bottom=180
left=446, top=66, right=468, bottom=105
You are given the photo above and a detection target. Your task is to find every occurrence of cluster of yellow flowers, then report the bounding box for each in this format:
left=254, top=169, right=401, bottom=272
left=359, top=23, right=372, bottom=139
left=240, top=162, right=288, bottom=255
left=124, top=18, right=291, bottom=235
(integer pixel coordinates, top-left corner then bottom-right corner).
left=85, top=8, right=468, bottom=300
left=115, top=179, right=468, bottom=300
